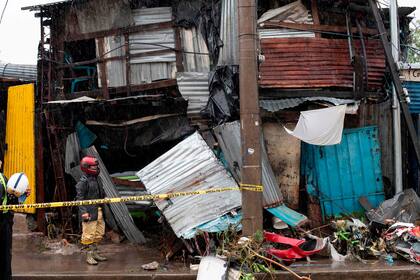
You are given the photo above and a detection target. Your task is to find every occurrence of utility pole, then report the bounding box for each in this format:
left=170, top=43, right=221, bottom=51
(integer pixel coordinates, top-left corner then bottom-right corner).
left=390, top=0, right=403, bottom=194
left=239, top=0, right=263, bottom=236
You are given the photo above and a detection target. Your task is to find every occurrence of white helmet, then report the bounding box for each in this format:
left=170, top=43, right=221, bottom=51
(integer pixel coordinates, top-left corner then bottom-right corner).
left=6, top=173, right=29, bottom=203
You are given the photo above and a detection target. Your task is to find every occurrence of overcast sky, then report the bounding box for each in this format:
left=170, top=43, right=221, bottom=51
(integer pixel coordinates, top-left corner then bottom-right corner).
left=0, top=0, right=419, bottom=64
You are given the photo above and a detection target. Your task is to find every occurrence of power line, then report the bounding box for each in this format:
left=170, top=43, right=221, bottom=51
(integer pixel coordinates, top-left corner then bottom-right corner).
left=0, top=0, right=9, bottom=25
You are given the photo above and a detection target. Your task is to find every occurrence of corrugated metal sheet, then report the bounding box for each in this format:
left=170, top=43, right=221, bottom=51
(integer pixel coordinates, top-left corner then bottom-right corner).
left=130, top=63, right=176, bottom=85
left=130, top=29, right=175, bottom=63
left=0, top=63, right=37, bottom=82
left=260, top=97, right=355, bottom=112
left=97, top=7, right=175, bottom=87
left=176, top=72, right=210, bottom=114
left=258, top=29, right=315, bottom=39
left=257, top=1, right=314, bottom=39
left=22, top=0, right=75, bottom=11
left=182, top=211, right=242, bottom=239
left=218, top=0, right=239, bottom=66
left=302, top=126, right=385, bottom=219
left=136, top=132, right=241, bottom=238
left=180, top=27, right=210, bottom=72
left=259, top=38, right=385, bottom=90
left=404, top=81, right=420, bottom=113
left=132, top=7, right=172, bottom=25
left=4, top=84, right=36, bottom=214
left=266, top=205, right=307, bottom=227
left=257, top=1, right=313, bottom=25
left=213, top=121, right=283, bottom=208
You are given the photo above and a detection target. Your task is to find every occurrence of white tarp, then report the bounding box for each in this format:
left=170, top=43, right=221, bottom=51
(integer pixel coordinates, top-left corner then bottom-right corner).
left=285, top=105, right=347, bottom=145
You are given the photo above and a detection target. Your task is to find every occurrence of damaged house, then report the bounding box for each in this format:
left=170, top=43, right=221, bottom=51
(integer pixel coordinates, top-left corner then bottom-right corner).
left=12, top=0, right=419, bottom=269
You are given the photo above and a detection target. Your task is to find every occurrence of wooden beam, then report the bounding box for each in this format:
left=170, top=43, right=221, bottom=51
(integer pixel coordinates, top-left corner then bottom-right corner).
left=124, top=33, right=131, bottom=96
left=311, top=1, right=321, bottom=38
left=259, top=88, right=384, bottom=99
left=96, top=37, right=109, bottom=99
left=57, top=49, right=173, bottom=69
left=259, top=21, right=379, bottom=36
left=174, top=27, right=184, bottom=72
left=113, top=79, right=177, bottom=93
left=67, top=21, right=173, bottom=42
left=111, top=178, right=145, bottom=190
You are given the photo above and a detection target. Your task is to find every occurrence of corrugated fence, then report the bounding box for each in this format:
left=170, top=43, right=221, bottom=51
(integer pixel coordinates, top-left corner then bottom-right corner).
left=4, top=84, right=36, bottom=214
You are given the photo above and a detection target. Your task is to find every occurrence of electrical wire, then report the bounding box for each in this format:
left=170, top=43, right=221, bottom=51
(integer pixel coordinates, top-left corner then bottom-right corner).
left=0, top=0, right=9, bottom=25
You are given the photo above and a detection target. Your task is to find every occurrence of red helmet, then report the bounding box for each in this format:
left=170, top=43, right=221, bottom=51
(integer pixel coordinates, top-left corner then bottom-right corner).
left=80, top=156, right=100, bottom=175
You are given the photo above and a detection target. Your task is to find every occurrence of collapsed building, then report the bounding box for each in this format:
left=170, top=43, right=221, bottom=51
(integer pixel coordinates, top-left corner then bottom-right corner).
left=0, top=0, right=414, bottom=265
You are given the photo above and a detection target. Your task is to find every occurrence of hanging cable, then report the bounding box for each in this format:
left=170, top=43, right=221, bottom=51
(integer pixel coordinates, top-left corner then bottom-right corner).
left=0, top=0, right=9, bottom=25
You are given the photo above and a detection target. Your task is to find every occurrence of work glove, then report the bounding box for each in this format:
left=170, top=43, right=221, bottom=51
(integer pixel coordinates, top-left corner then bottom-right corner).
left=81, top=213, right=90, bottom=222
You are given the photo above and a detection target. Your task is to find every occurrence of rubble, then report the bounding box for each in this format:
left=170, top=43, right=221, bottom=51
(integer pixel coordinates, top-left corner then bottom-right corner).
left=0, top=0, right=417, bottom=279
left=141, top=261, right=160, bottom=271
left=366, top=189, right=420, bottom=224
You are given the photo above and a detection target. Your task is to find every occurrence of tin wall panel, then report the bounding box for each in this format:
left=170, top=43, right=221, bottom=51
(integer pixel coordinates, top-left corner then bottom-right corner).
left=218, top=0, right=239, bottom=66
left=214, top=121, right=284, bottom=208
left=404, top=81, right=420, bottom=113
left=176, top=72, right=210, bottom=114
left=302, top=126, right=385, bottom=218
left=137, top=132, right=241, bottom=238
left=4, top=84, right=36, bottom=214
left=260, top=38, right=386, bottom=90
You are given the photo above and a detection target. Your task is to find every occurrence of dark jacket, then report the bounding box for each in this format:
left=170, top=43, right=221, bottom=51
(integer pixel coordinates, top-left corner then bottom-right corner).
left=75, top=175, right=105, bottom=221
left=0, top=173, right=14, bottom=280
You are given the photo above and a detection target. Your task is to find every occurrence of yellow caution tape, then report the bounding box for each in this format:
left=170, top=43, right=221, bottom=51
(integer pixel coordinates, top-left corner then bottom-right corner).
left=0, top=184, right=263, bottom=211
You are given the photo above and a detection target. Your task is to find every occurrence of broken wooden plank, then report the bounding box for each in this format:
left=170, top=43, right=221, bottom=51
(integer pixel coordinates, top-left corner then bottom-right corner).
left=111, top=178, right=145, bottom=190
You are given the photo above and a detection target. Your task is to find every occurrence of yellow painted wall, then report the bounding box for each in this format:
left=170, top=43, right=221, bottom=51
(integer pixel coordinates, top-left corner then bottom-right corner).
left=4, top=84, right=36, bottom=213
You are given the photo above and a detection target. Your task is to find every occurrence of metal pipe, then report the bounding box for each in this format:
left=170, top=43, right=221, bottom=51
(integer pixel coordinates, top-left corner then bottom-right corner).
left=390, top=0, right=403, bottom=193
left=239, top=0, right=263, bottom=236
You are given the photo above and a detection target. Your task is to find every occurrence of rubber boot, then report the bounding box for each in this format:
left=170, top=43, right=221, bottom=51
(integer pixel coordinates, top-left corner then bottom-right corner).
left=86, top=245, right=98, bottom=265
left=92, top=244, right=108, bottom=262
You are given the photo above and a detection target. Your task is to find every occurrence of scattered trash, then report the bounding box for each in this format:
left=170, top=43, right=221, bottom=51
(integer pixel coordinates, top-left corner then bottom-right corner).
left=202, top=66, right=239, bottom=124
left=196, top=256, right=228, bottom=280
left=42, top=239, right=79, bottom=256
left=383, top=223, right=420, bottom=264
left=329, top=242, right=348, bottom=262
left=366, top=188, right=420, bottom=224
left=272, top=217, right=288, bottom=230
left=264, top=231, right=327, bottom=261
left=189, top=264, right=200, bottom=271
left=384, top=254, right=394, bottom=265
left=141, top=261, right=159, bottom=271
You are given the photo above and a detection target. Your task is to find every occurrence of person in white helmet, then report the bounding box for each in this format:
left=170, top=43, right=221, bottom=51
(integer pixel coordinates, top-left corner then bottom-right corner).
left=0, top=172, right=31, bottom=280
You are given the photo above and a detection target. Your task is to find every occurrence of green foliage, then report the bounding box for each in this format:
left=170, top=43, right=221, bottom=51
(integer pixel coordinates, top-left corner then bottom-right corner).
left=408, top=20, right=420, bottom=63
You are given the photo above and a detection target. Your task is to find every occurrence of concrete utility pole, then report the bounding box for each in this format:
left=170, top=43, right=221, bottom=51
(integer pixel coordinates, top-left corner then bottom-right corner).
left=390, top=0, right=403, bottom=193
left=238, top=0, right=263, bottom=236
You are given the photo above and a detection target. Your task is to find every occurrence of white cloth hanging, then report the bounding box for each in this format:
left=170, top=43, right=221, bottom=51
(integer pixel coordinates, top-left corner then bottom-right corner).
left=284, top=105, right=347, bottom=145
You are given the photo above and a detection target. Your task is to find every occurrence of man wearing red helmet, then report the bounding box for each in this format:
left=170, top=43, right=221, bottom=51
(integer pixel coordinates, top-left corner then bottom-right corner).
left=76, top=156, right=108, bottom=265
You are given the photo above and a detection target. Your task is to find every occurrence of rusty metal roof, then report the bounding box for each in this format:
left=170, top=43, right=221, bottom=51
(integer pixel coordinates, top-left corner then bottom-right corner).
left=259, top=38, right=386, bottom=90
left=22, top=0, right=85, bottom=11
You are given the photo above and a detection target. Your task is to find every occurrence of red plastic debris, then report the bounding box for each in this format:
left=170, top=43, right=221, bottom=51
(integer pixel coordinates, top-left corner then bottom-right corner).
left=264, top=231, right=326, bottom=261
